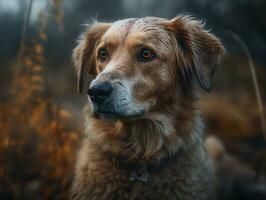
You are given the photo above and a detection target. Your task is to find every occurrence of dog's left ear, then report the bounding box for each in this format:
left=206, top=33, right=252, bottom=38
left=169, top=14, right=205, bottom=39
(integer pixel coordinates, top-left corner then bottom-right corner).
left=73, top=22, right=111, bottom=93
left=163, top=16, right=224, bottom=92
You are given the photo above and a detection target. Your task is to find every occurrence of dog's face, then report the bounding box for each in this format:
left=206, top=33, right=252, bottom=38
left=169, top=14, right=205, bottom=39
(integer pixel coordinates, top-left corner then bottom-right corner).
left=73, top=17, right=224, bottom=121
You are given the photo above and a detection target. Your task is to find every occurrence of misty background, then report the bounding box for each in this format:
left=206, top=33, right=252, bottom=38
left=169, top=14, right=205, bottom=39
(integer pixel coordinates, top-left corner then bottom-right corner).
left=1, top=0, right=266, bottom=101
left=1, top=0, right=266, bottom=92
left=1, top=0, right=266, bottom=63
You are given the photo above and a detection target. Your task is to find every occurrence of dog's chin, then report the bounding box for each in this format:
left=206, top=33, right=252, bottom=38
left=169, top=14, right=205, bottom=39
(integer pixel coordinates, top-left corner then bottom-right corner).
left=93, top=109, right=145, bottom=122
left=95, top=112, right=119, bottom=122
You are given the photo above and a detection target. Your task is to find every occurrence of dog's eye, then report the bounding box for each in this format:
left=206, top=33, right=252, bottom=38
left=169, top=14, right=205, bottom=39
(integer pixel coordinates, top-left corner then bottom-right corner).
left=98, top=48, right=108, bottom=61
left=138, top=48, right=154, bottom=62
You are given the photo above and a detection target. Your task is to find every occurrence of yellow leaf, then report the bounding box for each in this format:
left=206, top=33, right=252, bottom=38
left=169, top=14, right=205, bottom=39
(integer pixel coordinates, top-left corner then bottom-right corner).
left=60, top=109, right=71, bottom=118
left=68, top=132, right=78, bottom=141
left=32, top=65, right=43, bottom=72
left=35, top=44, right=43, bottom=54
left=31, top=76, right=43, bottom=82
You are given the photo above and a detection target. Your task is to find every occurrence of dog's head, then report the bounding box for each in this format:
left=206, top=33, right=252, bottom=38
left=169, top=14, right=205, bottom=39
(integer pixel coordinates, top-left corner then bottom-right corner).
left=73, top=16, right=224, bottom=121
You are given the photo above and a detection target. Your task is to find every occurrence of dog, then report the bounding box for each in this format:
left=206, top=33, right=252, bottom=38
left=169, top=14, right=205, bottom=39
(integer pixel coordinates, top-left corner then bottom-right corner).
left=71, top=16, right=224, bottom=200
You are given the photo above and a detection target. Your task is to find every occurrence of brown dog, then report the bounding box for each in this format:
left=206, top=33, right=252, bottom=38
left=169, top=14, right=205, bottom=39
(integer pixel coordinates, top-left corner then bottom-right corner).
left=71, top=16, right=224, bottom=200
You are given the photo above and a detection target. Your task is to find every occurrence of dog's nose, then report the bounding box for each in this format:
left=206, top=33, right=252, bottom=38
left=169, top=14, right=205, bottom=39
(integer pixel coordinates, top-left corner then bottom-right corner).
left=87, top=81, right=113, bottom=104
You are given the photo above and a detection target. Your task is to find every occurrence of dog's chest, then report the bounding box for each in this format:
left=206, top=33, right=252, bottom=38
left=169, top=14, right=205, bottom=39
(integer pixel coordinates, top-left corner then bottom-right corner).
left=72, top=146, right=213, bottom=200
left=113, top=164, right=211, bottom=200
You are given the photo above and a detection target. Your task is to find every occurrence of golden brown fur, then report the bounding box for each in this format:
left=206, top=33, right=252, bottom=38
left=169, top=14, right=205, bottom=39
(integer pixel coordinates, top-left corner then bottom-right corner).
left=71, top=16, right=224, bottom=200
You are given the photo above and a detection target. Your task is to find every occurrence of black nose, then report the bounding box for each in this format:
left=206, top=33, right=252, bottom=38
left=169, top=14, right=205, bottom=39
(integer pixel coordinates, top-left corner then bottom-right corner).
left=87, top=81, right=113, bottom=104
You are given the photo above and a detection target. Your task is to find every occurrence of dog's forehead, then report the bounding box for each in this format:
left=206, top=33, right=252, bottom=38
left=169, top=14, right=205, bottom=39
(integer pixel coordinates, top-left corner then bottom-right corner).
left=103, top=17, right=166, bottom=41
left=111, top=18, right=137, bottom=30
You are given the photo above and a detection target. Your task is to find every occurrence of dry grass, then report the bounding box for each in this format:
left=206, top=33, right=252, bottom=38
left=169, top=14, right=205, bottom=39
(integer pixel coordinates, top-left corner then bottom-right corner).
left=200, top=93, right=266, bottom=176
left=0, top=2, right=80, bottom=199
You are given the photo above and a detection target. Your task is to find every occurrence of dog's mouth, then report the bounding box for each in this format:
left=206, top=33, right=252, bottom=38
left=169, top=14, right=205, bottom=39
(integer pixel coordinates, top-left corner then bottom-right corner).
left=93, top=109, right=145, bottom=121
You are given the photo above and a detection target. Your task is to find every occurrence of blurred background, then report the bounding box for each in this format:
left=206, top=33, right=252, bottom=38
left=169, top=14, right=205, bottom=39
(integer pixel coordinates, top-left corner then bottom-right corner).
left=0, top=0, right=265, bottom=199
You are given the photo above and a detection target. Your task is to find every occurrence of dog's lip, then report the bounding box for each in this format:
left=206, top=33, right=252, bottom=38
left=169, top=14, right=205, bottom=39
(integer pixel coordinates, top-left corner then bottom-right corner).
left=95, top=109, right=145, bottom=119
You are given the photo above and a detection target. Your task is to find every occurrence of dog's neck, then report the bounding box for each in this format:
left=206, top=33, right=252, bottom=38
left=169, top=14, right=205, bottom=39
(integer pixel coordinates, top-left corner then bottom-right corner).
left=84, top=92, right=204, bottom=163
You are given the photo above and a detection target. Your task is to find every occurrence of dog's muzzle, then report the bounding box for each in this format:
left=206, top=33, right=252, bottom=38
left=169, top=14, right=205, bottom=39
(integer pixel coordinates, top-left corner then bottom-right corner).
left=87, top=79, right=145, bottom=120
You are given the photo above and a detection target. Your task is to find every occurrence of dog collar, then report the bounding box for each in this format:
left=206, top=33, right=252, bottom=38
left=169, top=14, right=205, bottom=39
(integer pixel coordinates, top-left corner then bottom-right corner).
left=105, top=152, right=181, bottom=183
left=129, top=162, right=149, bottom=182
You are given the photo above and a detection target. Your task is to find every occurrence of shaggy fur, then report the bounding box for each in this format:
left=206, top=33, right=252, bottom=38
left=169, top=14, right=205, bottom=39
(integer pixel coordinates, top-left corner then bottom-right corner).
left=71, top=16, right=224, bottom=200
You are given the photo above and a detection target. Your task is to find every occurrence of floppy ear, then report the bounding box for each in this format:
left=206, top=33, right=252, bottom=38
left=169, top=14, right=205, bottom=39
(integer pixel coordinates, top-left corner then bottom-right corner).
left=164, top=16, right=224, bottom=92
left=73, top=22, right=110, bottom=93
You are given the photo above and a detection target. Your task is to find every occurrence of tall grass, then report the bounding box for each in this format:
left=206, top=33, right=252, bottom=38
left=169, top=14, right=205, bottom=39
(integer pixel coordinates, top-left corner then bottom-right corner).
left=0, top=1, right=79, bottom=199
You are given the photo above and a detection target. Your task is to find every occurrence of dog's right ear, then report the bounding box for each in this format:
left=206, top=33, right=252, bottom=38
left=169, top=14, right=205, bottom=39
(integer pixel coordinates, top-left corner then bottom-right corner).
left=73, top=22, right=110, bottom=93
left=162, top=16, right=224, bottom=92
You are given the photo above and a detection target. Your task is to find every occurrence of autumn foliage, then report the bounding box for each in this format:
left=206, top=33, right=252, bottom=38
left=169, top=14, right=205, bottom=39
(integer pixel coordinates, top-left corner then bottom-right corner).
left=0, top=1, right=79, bottom=199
